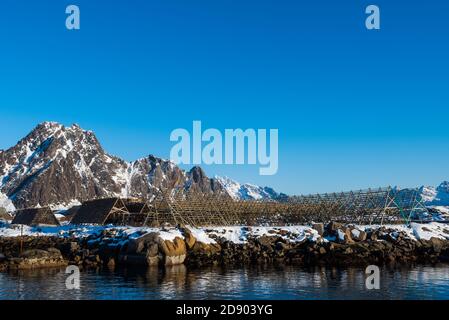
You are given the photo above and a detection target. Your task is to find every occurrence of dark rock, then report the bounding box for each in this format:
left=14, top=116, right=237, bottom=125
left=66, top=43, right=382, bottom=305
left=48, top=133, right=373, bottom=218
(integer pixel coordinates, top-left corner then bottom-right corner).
left=312, top=223, right=324, bottom=236
left=351, top=229, right=367, bottom=241
left=179, top=227, right=196, bottom=249
left=275, top=242, right=289, bottom=251
left=326, top=222, right=343, bottom=235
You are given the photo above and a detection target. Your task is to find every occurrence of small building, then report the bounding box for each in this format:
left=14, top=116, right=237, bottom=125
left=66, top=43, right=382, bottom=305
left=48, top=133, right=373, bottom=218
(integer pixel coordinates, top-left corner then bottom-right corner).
left=123, top=198, right=152, bottom=226
left=123, top=198, right=150, bottom=214
left=12, top=207, right=60, bottom=226
left=70, top=198, right=129, bottom=225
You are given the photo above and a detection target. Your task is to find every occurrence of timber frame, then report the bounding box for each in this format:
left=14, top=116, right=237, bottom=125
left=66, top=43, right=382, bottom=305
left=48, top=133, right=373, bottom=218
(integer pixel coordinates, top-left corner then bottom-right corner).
left=139, top=186, right=429, bottom=227
left=70, top=186, right=429, bottom=227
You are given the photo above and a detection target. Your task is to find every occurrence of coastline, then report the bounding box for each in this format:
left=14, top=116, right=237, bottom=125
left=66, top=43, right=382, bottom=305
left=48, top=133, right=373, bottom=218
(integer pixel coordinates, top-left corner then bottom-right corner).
left=1, top=222, right=449, bottom=271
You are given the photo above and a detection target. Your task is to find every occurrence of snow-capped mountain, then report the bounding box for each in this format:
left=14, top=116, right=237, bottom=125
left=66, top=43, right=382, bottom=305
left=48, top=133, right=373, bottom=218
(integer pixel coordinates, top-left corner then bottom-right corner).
left=420, top=181, right=449, bottom=206
left=214, top=176, right=286, bottom=201
left=0, top=122, right=278, bottom=210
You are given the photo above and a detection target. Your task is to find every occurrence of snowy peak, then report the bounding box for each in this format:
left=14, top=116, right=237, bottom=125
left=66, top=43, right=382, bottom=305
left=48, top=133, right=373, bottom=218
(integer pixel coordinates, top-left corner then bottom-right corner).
left=0, top=122, right=127, bottom=208
left=0, top=122, right=282, bottom=210
left=421, top=181, right=449, bottom=206
left=214, top=176, right=282, bottom=201
left=437, top=181, right=449, bottom=193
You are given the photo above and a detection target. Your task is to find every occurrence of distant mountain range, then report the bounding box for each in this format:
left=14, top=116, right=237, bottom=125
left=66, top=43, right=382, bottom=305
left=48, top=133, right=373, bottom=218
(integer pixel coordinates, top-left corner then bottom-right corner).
left=214, top=176, right=288, bottom=201
left=0, top=122, right=448, bottom=213
left=420, top=181, right=449, bottom=207
left=0, top=122, right=283, bottom=210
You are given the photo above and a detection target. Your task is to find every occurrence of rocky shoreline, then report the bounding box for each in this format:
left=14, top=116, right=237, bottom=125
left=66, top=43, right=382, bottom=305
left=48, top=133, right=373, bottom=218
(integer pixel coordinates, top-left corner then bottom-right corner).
left=1, top=222, right=449, bottom=271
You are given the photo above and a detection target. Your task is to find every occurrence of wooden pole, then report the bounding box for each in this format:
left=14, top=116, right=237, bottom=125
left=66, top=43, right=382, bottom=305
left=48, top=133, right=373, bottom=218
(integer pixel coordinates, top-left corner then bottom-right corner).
left=20, top=224, right=23, bottom=255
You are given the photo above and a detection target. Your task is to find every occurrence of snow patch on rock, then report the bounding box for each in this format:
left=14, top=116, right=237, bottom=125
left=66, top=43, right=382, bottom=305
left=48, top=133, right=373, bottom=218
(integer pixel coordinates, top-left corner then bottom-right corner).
left=0, top=192, right=15, bottom=212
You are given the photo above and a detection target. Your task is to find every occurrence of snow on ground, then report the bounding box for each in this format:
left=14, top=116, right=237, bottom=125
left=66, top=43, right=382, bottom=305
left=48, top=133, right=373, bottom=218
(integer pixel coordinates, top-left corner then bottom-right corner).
left=410, top=222, right=449, bottom=240
left=351, top=229, right=361, bottom=238
left=358, top=222, right=449, bottom=241
left=201, top=225, right=321, bottom=244
left=0, top=221, right=186, bottom=242
left=1, top=221, right=449, bottom=243
left=337, top=229, right=346, bottom=242
left=188, top=227, right=217, bottom=244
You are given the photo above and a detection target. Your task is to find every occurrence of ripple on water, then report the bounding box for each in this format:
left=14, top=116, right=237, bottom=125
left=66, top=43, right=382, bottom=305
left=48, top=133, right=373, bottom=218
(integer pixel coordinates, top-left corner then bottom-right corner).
left=0, top=264, right=449, bottom=300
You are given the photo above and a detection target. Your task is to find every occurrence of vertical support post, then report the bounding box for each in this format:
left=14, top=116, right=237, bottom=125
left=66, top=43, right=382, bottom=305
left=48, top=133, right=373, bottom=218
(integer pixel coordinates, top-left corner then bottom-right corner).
left=20, top=224, right=24, bottom=255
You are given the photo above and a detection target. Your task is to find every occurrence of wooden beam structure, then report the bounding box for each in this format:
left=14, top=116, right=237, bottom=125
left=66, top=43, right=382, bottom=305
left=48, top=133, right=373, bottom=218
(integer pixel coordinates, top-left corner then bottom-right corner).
left=139, top=186, right=429, bottom=227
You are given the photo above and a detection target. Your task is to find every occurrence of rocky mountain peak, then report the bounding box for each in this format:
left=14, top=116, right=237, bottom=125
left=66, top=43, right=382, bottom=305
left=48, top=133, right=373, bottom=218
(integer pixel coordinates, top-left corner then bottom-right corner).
left=214, top=175, right=285, bottom=201
left=437, top=181, right=449, bottom=193
left=0, top=122, right=282, bottom=210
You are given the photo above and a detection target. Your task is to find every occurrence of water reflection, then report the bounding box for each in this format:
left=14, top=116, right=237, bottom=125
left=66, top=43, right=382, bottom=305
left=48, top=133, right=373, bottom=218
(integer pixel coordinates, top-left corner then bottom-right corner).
left=0, top=264, right=448, bottom=300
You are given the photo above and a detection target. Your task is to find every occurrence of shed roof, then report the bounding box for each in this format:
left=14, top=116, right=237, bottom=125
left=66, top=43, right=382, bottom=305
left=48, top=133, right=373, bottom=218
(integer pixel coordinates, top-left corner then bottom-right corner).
left=70, top=198, right=128, bottom=225
left=12, top=207, right=60, bottom=226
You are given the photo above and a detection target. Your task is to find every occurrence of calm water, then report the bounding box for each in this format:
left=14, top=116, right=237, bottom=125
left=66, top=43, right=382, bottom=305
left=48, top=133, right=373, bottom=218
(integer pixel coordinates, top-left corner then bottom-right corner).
left=0, top=264, right=449, bottom=300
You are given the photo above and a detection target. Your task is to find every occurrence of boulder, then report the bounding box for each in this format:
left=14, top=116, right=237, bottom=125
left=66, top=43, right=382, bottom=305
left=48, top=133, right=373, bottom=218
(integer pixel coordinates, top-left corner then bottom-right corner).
left=158, top=237, right=187, bottom=266
left=367, top=230, right=378, bottom=241
left=351, top=229, right=367, bottom=241
left=312, top=223, right=324, bottom=236
left=191, top=241, right=221, bottom=255
left=336, top=228, right=354, bottom=244
left=61, top=242, right=79, bottom=255
left=318, top=247, right=327, bottom=255
left=326, top=221, right=343, bottom=236
left=430, top=237, right=444, bottom=253
left=106, top=258, right=115, bottom=268
left=119, top=254, right=149, bottom=265
left=257, top=236, right=275, bottom=249
left=179, top=227, right=196, bottom=249
left=8, top=248, right=67, bottom=270
left=127, top=232, right=159, bottom=254
left=275, top=242, right=290, bottom=251
left=147, top=243, right=159, bottom=257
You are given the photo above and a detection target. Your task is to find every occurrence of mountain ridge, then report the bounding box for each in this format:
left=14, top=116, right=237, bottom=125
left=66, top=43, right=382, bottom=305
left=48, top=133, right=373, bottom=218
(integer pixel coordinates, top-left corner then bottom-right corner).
left=1, top=122, right=448, bottom=212
left=0, top=122, right=280, bottom=210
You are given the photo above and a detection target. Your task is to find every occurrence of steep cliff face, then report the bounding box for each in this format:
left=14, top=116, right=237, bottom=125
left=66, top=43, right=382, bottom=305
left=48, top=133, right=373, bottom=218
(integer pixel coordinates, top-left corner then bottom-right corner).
left=0, top=122, right=280, bottom=209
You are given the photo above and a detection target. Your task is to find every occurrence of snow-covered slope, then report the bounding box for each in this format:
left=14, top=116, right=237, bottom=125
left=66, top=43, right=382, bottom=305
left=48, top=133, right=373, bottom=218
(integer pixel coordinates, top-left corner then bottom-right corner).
left=214, top=176, right=282, bottom=201
left=420, top=181, right=449, bottom=206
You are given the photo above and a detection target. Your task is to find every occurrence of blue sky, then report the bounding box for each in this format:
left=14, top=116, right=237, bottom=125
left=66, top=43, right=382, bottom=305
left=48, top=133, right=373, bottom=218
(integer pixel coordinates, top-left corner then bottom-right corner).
left=0, top=0, right=448, bottom=195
